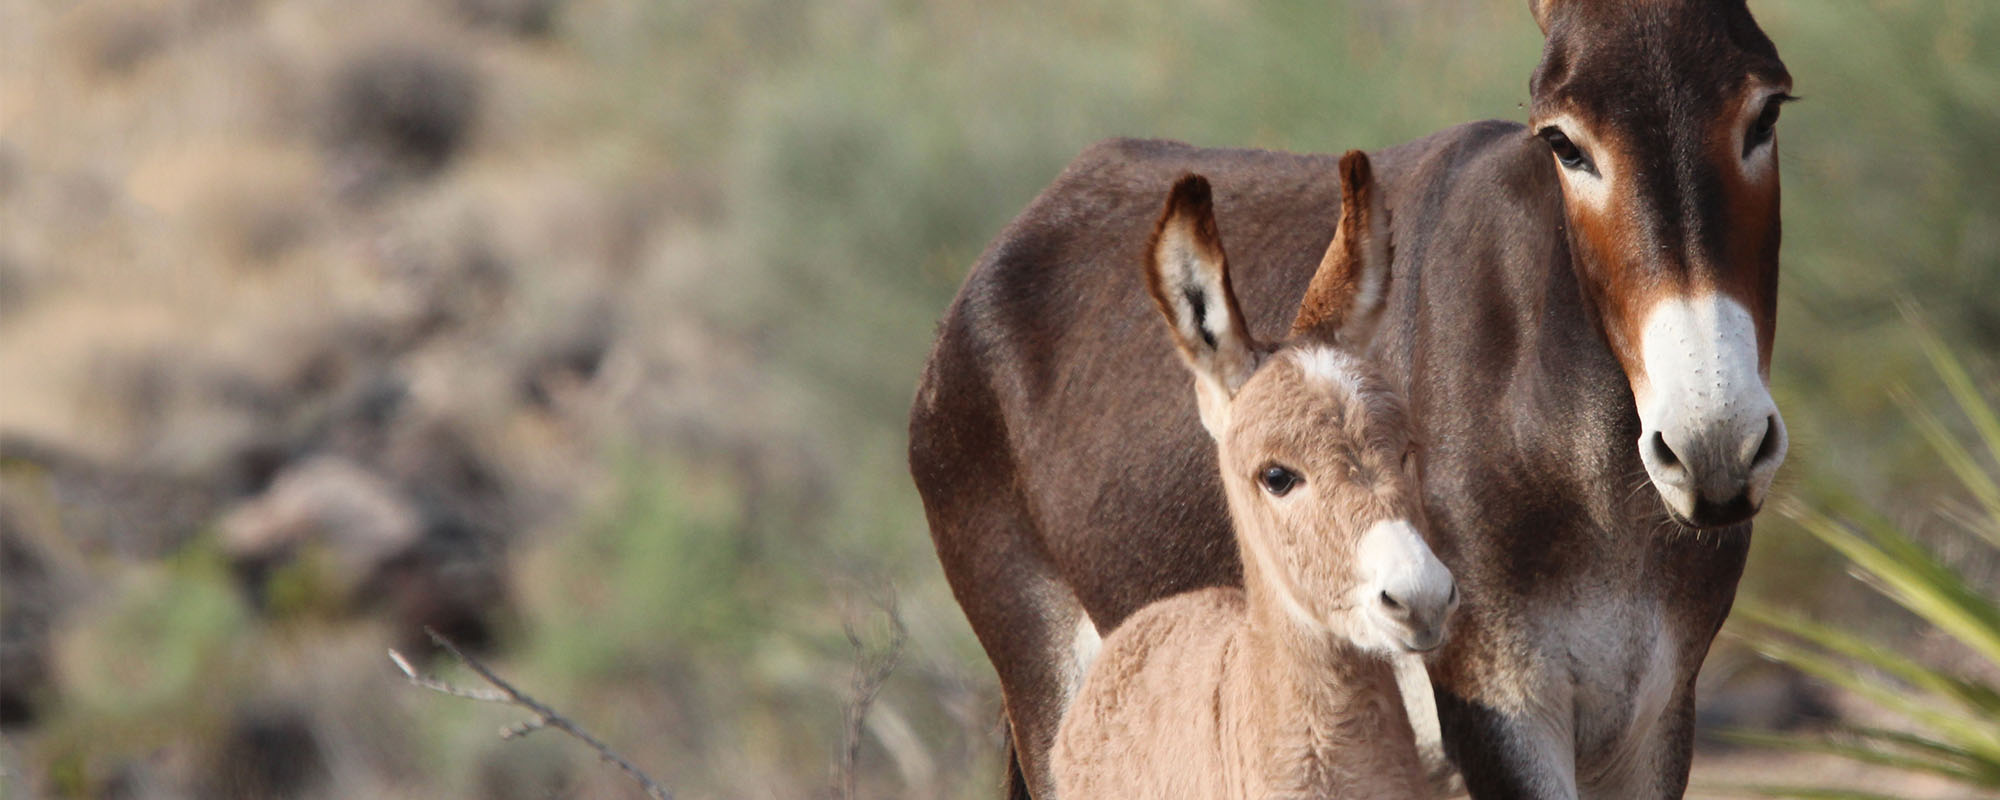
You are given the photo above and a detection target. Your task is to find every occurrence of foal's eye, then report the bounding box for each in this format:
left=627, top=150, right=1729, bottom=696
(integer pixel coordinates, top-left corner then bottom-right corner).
left=1537, top=127, right=1596, bottom=175
left=1744, top=95, right=1789, bottom=156
left=1257, top=464, right=1302, bottom=497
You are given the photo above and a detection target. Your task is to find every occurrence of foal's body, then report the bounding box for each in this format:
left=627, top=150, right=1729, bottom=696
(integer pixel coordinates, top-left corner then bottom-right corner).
left=1051, top=161, right=1448, bottom=800
left=1057, top=589, right=1418, bottom=799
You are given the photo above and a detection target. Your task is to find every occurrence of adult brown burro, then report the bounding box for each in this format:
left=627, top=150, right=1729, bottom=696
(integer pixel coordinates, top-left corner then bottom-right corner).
left=906, top=0, right=1793, bottom=797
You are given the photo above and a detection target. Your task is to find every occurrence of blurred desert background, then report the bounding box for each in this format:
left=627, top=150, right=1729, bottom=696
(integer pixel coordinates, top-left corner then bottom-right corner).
left=0, top=1, right=1995, bottom=798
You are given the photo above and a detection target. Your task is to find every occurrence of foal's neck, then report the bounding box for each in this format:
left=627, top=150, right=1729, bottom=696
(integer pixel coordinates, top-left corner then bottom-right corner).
left=1237, top=562, right=1428, bottom=796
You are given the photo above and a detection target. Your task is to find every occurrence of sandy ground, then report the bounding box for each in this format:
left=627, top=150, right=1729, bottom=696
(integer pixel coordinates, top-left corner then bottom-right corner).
left=1688, top=745, right=1987, bottom=799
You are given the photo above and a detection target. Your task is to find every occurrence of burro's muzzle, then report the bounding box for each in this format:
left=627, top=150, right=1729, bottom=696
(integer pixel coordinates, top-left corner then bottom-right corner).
left=1633, top=294, right=1789, bottom=529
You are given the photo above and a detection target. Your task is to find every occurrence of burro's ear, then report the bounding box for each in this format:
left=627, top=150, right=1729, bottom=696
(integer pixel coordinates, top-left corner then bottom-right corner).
left=1529, top=0, right=1557, bottom=34
left=1290, top=150, right=1392, bottom=347
left=1144, top=174, right=1262, bottom=435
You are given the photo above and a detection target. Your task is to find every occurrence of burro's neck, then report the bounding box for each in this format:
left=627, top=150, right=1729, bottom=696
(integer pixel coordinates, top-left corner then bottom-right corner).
left=1231, top=543, right=1432, bottom=799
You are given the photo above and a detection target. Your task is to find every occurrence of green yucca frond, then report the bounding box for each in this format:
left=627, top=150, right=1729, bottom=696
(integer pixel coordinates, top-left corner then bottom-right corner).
left=1717, top=322, right=2000, bottom=798
left=1903, top=301, right=2000, bottom=545
left=1718, top=727, right=2000, bottom=786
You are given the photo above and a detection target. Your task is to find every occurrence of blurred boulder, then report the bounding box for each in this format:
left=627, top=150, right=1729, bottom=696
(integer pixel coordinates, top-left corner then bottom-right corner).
left=0, top=435, right=222, bottom=559
left=220, top=451, right=511, bottom=654
left=474, top=738, right=571, bottom=800
left=515, top=303, right=613, bottom=410
left=1696, top=659, right=1838, bottom=742
left=201, top=704, right=326, bottom=800
left=0, top=250, right=29, bottom=317
left=455, top=0, right=562, bottom=38
left=221, top=455, right=425, bottom=608
left=0, top=501, right=73, bottom=728
left=69, top=2, right=170, bottom=76
left=321, top=42, right=481, bottom=195
left=377, top=414, right=514, bottom=532
left=0, top=140, right=19, bottom=197
left=375, top=526, right=509, bottom=656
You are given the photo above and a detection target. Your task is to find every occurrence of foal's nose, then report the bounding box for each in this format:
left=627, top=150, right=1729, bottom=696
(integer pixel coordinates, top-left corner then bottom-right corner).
left=1359, top=519, right=1458, bottom=654
left=1378, top=580, right=1458, bottom=653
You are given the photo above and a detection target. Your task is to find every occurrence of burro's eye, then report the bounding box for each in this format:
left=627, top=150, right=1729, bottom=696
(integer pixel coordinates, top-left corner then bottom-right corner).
left=1257, top=463, right=1302, bottom=497
left=1536, top=126, right=1597, bottom=175
left=1744, top=94, right=1792, bottom=157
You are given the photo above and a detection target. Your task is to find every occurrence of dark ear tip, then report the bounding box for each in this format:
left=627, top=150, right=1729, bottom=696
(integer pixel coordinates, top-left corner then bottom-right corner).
left=1337, top=151, right=1373, bottom=197
left=1166, top=173, right=1213, bottom=216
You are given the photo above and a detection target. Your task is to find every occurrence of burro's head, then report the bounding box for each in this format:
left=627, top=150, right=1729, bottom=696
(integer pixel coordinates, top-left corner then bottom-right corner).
left=1527, top=0, right=1792, bottom=528
left=1142, top=153, right=1455, bottom=656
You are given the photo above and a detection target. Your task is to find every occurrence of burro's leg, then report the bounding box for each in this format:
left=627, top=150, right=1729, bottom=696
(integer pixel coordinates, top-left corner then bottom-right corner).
left=927, top=496, right=1089, bottom=799
left=1434, top=679, right=1582, bottom=800
left=1433, top=605, right=1708, bottom=799
left=1577, top=676, right=1700, bottom=799
left=910, top=367, right=1088, bottom=799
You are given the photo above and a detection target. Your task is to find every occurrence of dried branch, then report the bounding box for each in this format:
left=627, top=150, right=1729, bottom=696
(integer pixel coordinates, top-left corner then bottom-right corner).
left=836, top=588, right=909, bottom=800
left=389, top=628, right=672, bottom=800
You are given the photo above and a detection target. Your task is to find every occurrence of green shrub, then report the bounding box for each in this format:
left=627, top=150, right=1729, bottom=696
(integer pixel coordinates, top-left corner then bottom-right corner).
left=1726, top=314, right=2000, bottom=797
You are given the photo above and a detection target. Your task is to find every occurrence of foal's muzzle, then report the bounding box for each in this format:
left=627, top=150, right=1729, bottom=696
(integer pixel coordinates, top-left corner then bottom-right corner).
left=1357, top=520, right=1459, bottom=654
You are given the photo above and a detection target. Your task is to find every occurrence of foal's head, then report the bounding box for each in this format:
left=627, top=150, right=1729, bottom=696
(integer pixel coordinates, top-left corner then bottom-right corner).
left=1142, top=153, right=1456, bottom=655
left=1526, top=0, right=1792, bottom=528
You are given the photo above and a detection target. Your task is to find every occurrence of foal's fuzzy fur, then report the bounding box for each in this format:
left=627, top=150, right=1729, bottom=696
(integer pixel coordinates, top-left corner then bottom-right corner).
left=1053, top=154, right=1454, bottom=799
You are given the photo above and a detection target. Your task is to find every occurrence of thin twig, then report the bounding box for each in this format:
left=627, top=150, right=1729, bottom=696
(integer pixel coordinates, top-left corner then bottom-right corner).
left=387, top=649, right=508, bottom=702
left=837, top=588, right=909, bottom=800
left=389, top=628, right=672, bottom=800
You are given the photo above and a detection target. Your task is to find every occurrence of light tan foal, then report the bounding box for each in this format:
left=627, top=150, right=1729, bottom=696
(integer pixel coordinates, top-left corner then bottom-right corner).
left=1053, top=153, right=1457, bottom=800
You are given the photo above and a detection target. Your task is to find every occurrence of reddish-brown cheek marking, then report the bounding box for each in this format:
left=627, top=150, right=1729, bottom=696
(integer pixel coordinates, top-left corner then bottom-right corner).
left=1705, top=126, right=1782, bottom=374
left=1561, top=154, right=1675, bottom=399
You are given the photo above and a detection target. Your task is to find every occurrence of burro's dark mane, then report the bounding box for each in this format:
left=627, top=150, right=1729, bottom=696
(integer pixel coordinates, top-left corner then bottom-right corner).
left=908, top=2, right=1790, bottom=798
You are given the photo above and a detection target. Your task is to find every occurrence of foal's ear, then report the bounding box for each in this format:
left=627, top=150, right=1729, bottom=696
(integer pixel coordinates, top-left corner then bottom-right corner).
left=1144, top=175, right=1262, bottom=426
left=1289, top=150, right=1392, bottom=348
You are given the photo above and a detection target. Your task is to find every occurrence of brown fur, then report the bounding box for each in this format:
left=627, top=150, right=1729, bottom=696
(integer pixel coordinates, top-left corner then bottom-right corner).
left=1529, top=0, right=1789, bottom=397
left=1290, top=152, right=1390, bottom=344
left=908, top=5, right=1789, bottom=798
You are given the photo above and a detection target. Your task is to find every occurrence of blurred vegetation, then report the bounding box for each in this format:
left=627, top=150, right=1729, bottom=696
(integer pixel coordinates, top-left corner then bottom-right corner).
left=1723, top=320, right=2000, bottom=798
left=0, top=0, right=1994, bottom=798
